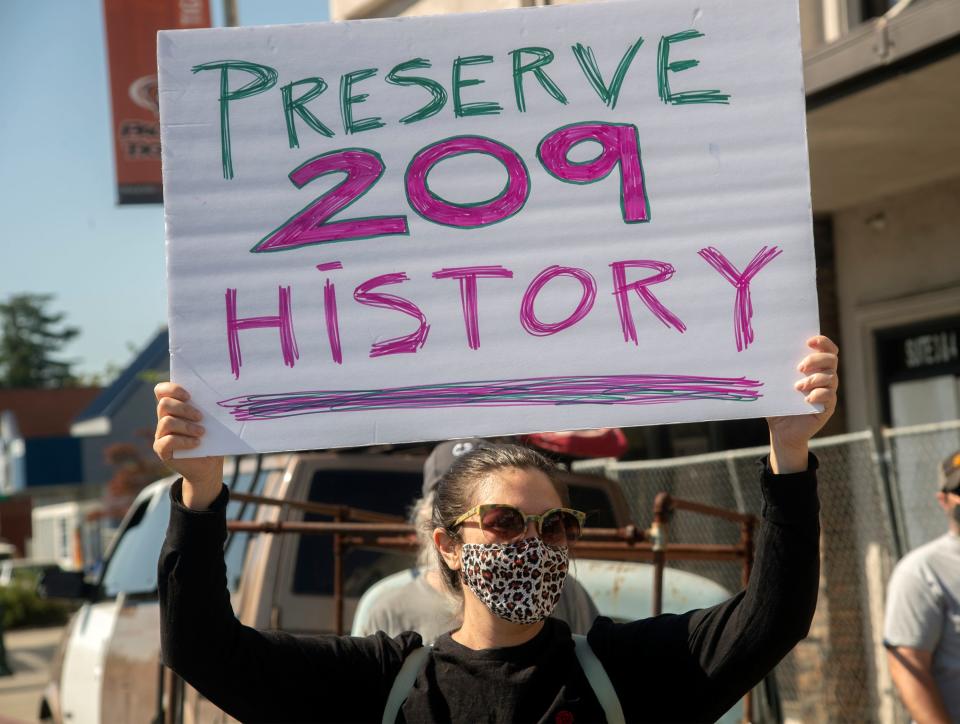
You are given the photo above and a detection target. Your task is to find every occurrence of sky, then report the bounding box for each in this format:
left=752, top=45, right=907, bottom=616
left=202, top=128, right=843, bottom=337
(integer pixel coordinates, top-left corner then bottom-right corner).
left=0, top=0, right=329, bottom=381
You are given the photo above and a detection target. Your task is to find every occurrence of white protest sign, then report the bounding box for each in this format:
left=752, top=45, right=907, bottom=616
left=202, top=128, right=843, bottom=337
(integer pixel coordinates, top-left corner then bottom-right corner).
left=158, top=0, right=819, bottom=457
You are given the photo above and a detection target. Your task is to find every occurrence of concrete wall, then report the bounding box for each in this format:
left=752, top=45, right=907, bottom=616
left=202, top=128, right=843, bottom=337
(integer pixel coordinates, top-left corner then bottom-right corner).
left=834, top=175, right=960, bottom=430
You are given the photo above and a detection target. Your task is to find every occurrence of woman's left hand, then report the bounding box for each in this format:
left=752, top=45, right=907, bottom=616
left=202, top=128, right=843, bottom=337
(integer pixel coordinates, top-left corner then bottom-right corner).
left=766, top=335, right=840, bottom=473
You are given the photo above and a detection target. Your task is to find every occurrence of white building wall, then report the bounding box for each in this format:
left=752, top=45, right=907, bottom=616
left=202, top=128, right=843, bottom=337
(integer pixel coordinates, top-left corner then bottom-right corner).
left=833, top=175, right=960, bottom=430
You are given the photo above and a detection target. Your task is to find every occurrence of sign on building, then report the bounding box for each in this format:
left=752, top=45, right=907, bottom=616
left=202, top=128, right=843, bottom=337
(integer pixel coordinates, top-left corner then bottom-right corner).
left=104, top=0, right=210, bottom=204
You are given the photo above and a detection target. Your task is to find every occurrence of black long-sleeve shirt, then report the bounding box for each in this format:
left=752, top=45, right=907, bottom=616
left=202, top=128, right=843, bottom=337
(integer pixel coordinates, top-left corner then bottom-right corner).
left=159, top=457, right=820, bottom=723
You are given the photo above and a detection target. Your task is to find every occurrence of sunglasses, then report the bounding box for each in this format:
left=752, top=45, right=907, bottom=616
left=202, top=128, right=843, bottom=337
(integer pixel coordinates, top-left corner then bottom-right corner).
left=452, top=504, right=586, bottom=547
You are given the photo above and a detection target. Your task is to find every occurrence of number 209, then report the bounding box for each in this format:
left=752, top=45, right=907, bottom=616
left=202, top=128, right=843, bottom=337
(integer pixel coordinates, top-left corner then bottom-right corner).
left=253, top=121, right=650, bottom=253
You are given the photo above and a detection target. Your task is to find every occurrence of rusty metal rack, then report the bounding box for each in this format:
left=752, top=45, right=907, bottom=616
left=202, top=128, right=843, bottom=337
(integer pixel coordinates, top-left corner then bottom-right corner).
left=227, top=490, right=757, bottom=632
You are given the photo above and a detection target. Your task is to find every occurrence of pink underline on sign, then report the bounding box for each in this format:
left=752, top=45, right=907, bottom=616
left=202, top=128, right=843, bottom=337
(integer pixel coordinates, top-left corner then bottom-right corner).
left=217, top=374, right=763, bottom=421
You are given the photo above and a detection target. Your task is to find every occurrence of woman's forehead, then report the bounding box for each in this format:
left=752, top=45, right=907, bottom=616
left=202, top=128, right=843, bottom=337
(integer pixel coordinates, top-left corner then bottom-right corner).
left=473, top=467, right=562, bottom=510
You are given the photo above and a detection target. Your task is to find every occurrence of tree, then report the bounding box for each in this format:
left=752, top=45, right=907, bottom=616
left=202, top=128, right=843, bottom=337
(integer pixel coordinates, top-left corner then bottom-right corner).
left=91, top=441, right=169, bottom=524
left=0, top=293, right=80, bottom=388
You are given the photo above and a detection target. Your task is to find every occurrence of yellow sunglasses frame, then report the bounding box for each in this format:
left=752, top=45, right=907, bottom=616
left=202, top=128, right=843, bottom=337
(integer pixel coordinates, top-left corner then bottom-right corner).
left=451, top=504, right=587, bottom=544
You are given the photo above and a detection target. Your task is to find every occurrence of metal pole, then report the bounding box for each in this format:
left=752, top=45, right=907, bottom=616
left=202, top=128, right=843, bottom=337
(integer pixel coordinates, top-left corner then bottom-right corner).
left=333, top=507, right=345, bottom=635
left=163, top=666, right=181, bottom=724
left=651, top=493, right=672, bottom=617
left=223, top=0, right=238, bottom=27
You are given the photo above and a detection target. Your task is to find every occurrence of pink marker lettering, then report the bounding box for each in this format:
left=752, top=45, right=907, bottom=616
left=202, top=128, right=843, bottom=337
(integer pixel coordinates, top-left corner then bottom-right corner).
left=317, top=262, right=344, bottom=365
left=225, top=286, right=299, bottom=379
left=520, top=265, right=597, bottom=337
left=610, top=261, right=686, bottom=344
left=353, top=273, right=430, bottom=357
left=698, top=246, right=782, bottom=352
left=254, top=149, right=408, bottom=253
left=537, top=122, right=649, bottom=223
left=432, top=265, right=513, bottom=349
left=406, top=136, right=530, bottom=228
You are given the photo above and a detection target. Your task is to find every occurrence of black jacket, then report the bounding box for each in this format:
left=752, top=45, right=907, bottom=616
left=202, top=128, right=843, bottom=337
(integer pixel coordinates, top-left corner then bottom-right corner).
left=159, top=458, right=819, bottom=723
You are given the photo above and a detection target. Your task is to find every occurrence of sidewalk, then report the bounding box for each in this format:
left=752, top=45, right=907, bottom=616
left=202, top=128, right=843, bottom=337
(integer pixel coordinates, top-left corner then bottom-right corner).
left=0, top=626, right=63, bottom=724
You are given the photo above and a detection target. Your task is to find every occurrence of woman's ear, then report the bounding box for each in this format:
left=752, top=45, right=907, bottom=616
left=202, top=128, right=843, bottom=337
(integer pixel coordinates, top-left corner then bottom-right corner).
left=434, top=527, right=461, bottom=571
left=936, top=491, right=949, bottom=513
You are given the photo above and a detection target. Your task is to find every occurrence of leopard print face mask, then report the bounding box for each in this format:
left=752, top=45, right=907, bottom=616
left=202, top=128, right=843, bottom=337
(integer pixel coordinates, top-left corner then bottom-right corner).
left=459, top=537, right=568, bottom=625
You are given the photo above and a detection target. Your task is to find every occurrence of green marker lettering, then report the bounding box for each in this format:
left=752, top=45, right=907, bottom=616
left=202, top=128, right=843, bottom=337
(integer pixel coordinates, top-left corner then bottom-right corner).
left=571, top=38, right=644, bottom=110
left=340, top=68, right=386, bottom=135
left=282, top=77, right=335, bottom=148
left=385, top=58, right=448, bottom=125
left=657, top=31, right=731, bottom=106
left=191, top=60, right=278, bottom=179
left=452, top=55, right=502, bottom=118
left=509, top=47, right=567, bottom=112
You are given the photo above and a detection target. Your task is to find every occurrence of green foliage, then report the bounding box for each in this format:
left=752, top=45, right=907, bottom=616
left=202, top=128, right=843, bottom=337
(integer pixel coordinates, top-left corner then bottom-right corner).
left=0, top=583, right=72, bottom=630
left=0, top=293, right=80, bottom=388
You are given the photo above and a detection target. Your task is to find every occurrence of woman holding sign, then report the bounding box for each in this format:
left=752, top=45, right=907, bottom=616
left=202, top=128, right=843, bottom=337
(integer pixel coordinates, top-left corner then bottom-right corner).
left=155, top=336, right=838, bottom=723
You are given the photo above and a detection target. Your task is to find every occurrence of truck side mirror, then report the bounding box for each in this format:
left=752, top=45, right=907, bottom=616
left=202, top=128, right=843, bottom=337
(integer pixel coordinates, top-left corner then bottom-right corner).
left=38, top=570, right=96, bottom=601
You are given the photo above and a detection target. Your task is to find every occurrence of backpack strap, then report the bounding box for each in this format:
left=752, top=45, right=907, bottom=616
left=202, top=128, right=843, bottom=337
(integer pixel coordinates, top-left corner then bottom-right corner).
left=572, top=634, right=626, bottom=724
left=382, top=644, right=432, bottom=724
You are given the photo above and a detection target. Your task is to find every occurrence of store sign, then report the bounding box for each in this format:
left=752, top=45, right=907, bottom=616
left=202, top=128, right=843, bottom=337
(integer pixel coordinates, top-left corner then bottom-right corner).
left=904, top=332, right=960, bottom=370
left=158, top=0, right=820, bottom=456
left=103, top=0, right=210, bottom=204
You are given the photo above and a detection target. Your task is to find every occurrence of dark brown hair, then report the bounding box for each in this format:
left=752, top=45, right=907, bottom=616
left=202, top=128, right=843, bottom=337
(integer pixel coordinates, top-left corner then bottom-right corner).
left=430, top=444, right=563, bottom=594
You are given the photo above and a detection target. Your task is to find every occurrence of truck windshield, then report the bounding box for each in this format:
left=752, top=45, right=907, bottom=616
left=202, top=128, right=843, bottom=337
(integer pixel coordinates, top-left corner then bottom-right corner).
left=100, top=471, right=266, bottom=598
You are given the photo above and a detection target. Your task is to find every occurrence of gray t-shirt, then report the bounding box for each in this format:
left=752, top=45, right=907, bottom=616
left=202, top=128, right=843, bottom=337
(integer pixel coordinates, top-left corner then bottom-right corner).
left=353, top=567, right=600, bottom=642
left=884, top=532, right=960, bottom=721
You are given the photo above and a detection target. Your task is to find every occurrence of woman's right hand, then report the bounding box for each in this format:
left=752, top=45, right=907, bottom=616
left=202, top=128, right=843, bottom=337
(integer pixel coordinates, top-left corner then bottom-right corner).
left=154, top=382, right=224, bottom=510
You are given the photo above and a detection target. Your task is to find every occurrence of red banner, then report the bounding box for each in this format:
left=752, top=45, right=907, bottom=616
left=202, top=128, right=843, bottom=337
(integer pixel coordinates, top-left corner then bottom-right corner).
left=103, top=0, right=210, bottom=204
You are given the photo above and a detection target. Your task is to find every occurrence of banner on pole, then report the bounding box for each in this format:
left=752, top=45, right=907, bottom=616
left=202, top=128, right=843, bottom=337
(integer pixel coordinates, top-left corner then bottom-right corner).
left=158, top=0, right=819, bottom=456
left=104, top=0, right=210, bottom=204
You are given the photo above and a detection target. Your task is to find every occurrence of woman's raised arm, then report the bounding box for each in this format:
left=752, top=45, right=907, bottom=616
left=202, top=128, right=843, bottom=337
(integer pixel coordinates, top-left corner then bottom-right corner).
left=153, top=382, right=224, bottom=509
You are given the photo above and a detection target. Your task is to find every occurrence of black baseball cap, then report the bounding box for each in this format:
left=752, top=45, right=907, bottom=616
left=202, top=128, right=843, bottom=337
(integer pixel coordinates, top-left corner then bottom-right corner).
left=422, top=438, right=497, bottom=497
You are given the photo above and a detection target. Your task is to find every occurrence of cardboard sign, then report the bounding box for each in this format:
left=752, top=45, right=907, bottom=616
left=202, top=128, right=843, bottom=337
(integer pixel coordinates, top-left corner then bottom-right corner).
left=158, top=0, right=819, bottom=457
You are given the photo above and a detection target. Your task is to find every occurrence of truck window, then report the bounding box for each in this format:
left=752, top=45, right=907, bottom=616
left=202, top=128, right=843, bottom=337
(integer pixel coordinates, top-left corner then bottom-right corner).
left=293, top=468, right=422, bottom=597
left=100, top=472, right=266, bottom=598
left=567, top=484, right=617, bottom=529
left=101, top=491, right=170, bottom=598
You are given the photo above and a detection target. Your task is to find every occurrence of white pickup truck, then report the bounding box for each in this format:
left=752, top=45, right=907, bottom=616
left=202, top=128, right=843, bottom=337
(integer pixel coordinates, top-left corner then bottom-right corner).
left=38, top=450, right=770, bottom=724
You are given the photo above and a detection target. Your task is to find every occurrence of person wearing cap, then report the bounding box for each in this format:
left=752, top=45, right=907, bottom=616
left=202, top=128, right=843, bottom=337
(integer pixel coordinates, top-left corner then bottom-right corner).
left=884, top=451, right=960, bottom=724
left=351, top=438, right=600, bottom=641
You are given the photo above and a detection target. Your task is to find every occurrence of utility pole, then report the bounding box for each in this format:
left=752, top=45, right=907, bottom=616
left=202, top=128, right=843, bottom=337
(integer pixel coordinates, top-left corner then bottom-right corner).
left=223, top=0, right=238, bottom=27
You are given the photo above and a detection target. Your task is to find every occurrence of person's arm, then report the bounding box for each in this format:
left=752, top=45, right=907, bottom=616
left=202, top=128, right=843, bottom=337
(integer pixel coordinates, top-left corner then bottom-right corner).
left=587, top=336, right=837, bottom=722
left=688, top=335, right=838, bottom=717
left=883, top=547, right=947, bottom=724
left=683, top=455, right=820, bottom=719
left=153, top=383, right=416, bottom=722
left=587, top=459, right=821, bottom=722
left=887, top=646, right=951, bottom=724
left=158, top=480, right=415, bottom=722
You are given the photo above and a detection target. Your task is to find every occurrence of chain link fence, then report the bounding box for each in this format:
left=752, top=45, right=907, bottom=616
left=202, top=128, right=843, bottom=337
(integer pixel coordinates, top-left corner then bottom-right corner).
left=883, top=419, right=960, bottom=552
left=574, top=423, right=959, bottom=723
